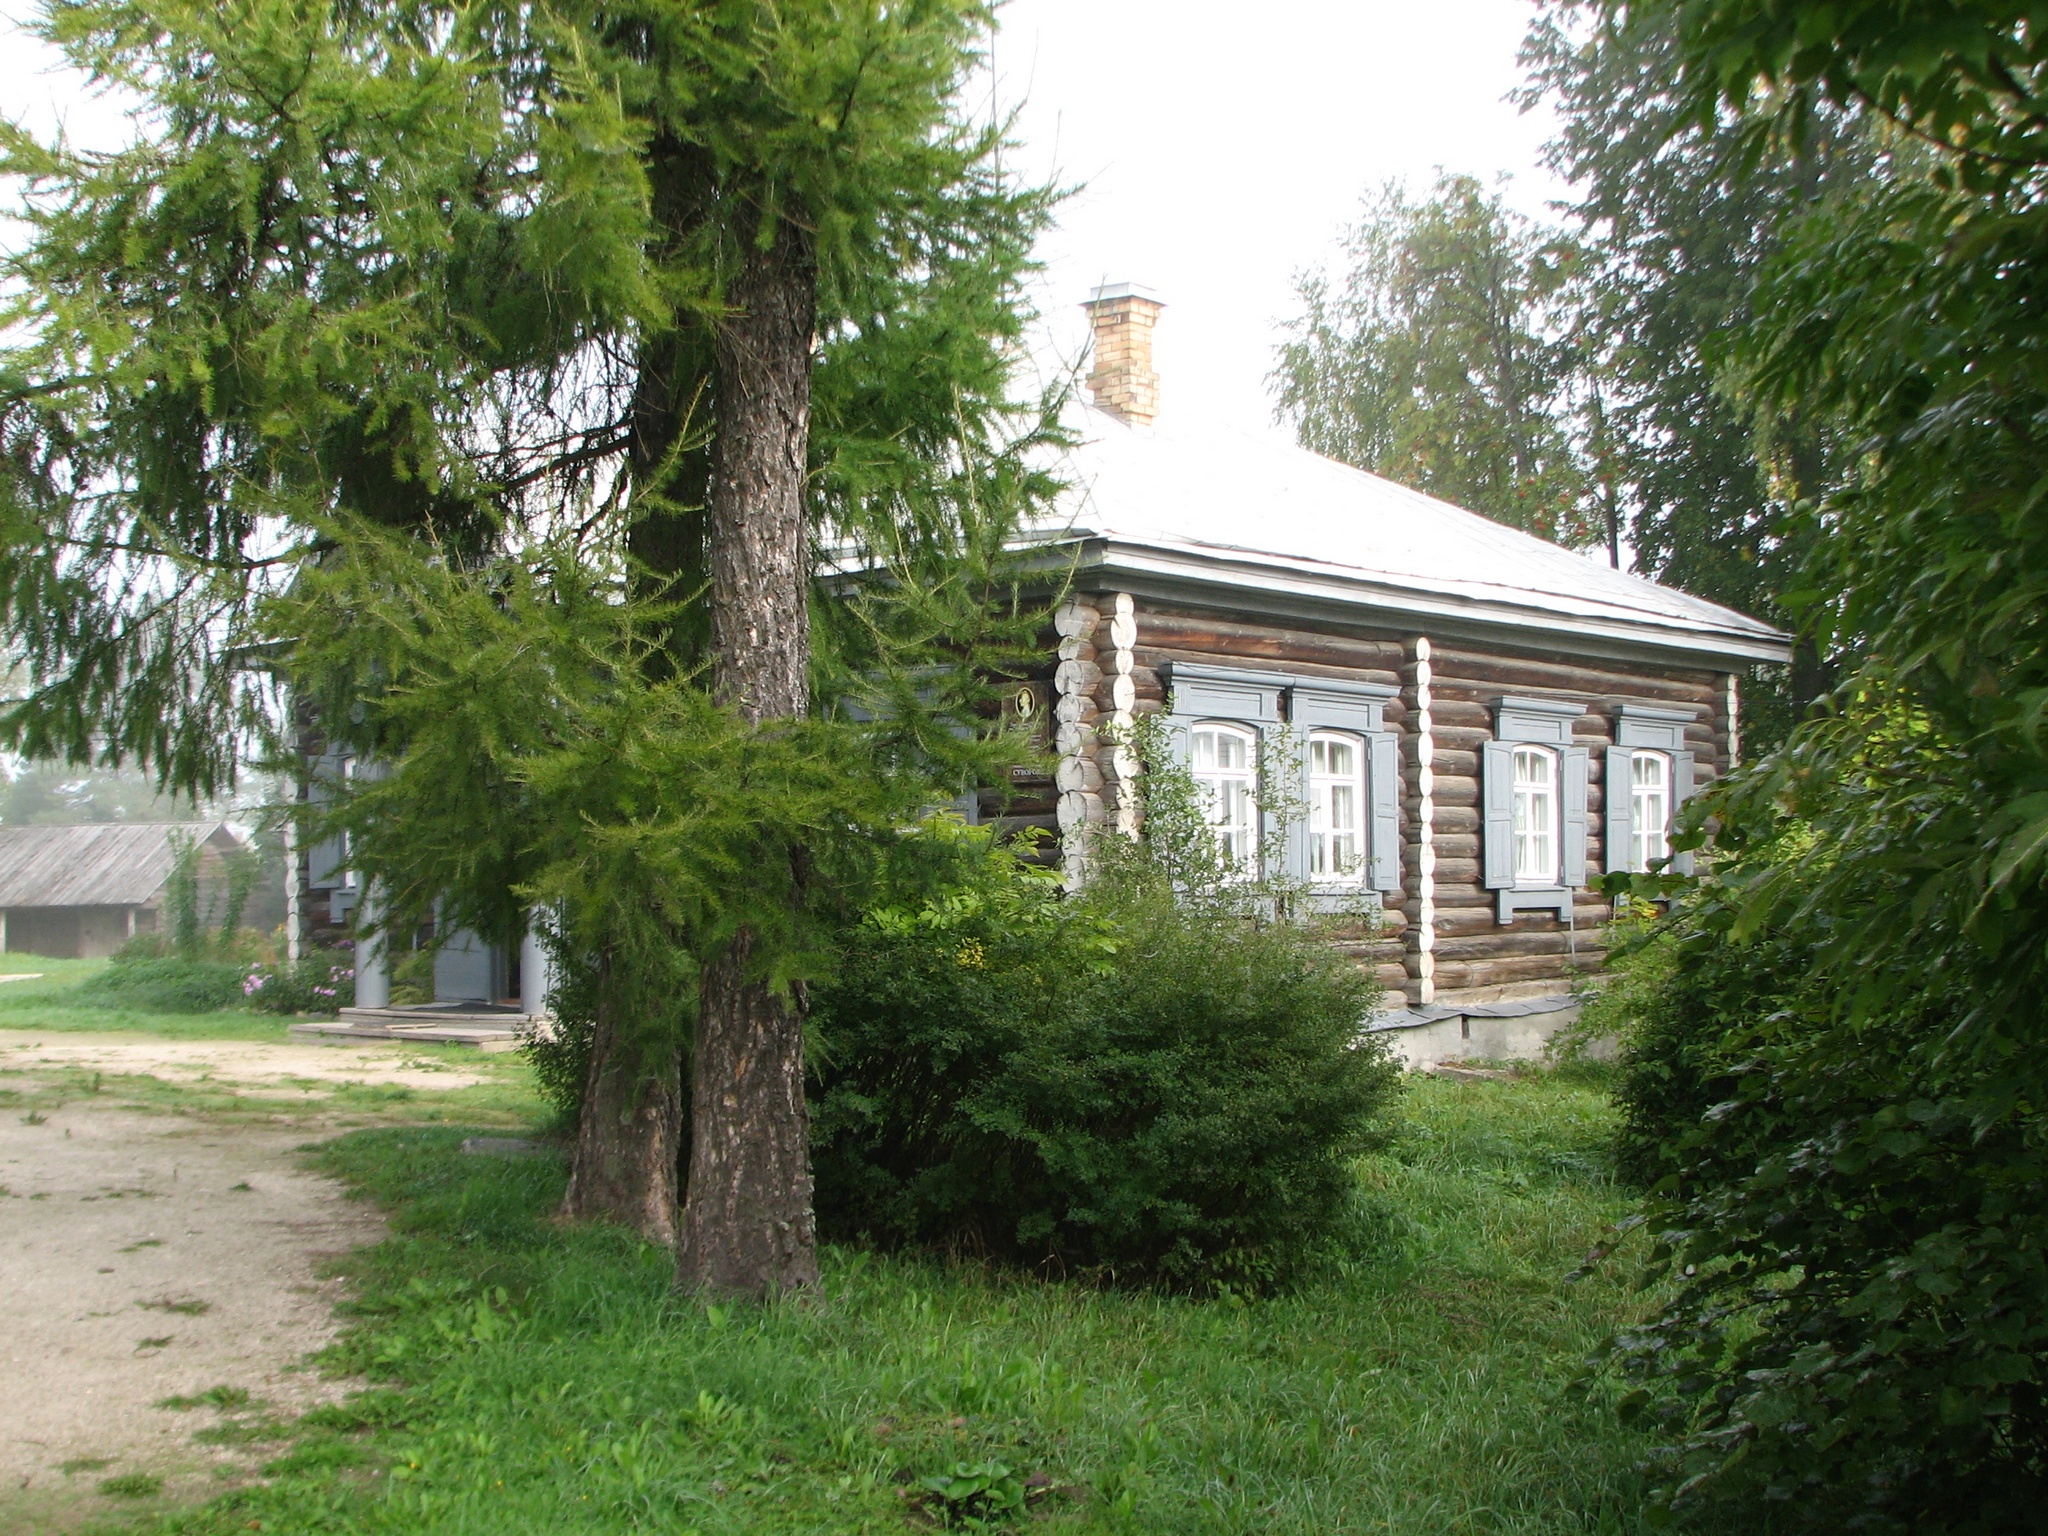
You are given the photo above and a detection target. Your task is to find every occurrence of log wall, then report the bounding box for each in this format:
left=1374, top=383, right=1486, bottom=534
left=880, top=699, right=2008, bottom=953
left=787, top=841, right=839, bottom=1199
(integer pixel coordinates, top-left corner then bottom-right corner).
left=1049, top=590, right=1734, bottom=1010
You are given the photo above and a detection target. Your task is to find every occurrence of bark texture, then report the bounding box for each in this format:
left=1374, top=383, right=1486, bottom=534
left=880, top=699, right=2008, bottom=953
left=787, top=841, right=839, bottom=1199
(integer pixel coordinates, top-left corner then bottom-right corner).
left=703, top=220, right=815, bottom=725
left=676, top=210, right=822, bottom=1297
left=678, top=931, right=818, bottom=1294
left=562, top=969, right=684, bottom=1246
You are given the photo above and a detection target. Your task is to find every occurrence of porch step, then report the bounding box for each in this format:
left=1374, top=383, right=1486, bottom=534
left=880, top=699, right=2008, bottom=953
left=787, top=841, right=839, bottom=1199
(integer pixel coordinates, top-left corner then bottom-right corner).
left=288, top=1002, right=539, bottom=1053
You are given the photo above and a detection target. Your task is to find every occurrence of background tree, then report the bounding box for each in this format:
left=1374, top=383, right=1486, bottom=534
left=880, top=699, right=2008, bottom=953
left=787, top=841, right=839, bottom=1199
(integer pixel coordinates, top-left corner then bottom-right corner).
left=0, top=0, right=1056, bottom=1293
left=1524, top=1, right=1874, bottom=752
left=1272, top=173, right=1596, bottom=546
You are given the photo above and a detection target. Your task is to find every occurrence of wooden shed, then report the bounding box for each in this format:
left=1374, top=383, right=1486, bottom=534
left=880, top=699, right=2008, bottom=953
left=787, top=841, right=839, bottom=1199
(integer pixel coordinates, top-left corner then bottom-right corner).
left=0, top=822, right=249, bottom=958
left=1011, top=287, right=1792, bottom=1061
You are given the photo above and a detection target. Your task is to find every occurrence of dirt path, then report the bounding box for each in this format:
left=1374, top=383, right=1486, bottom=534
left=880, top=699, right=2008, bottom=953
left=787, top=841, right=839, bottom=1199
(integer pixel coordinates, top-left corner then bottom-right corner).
left=0, top=1033, right=495, bottom=1090
left=0, top=1034, right=514, bottom=1530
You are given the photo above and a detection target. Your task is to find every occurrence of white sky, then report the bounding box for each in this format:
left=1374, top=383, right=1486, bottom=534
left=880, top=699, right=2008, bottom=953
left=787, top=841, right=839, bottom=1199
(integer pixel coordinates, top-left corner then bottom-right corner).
left=997, top=0, right=1567, bottom=437
left=0, top=0, right=1566, bottom=439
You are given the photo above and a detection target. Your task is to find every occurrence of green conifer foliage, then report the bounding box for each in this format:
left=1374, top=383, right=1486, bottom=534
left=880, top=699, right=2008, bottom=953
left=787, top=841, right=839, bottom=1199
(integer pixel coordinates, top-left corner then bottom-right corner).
left=0, top=0, right=1058, bottom=1285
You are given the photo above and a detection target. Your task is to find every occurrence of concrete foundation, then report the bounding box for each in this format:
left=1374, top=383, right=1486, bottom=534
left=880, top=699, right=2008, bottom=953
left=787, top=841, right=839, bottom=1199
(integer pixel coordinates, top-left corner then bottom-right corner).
left=1368, top=994, right=1587, bottom=1071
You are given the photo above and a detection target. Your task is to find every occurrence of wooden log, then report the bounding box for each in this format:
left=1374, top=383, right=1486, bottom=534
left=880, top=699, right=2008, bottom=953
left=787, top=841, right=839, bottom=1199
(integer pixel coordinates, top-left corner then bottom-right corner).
left=1432, top=954, right=1600, bottom=990
left=1137, top=610, right=1408, bottom=671
left=1055, top=657, right=1102, bottom=695
left=1428, top=895, right=1499, bottom=918
left=1053, top=599, right=1100, bottom=640
left=1133, top=640, right=1401, bottom=676
left=1056, top=790, right=1105, bottom=830
left=1428, top=721, right=1499, bottom=748
left=1055, top=756, right=1103, bottom=794
left=1054, top=691, right=1099, bottom=725
left=1431, top=779, right=1480, bottom=810
left=1430, top=640, right=1723, bottom=693
left=1427, top=700, right=1495, bottom=728
left=1434, top=929, right=1609, bottom=961
left=1429, top=806, right=1481, bottom=836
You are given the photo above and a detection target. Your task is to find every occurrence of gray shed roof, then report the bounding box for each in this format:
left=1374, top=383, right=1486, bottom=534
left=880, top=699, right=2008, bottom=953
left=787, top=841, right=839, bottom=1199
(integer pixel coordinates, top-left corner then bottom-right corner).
left=0, top=822, right=243, bottom=909
left=1033, top=405, right=1793, bottom=667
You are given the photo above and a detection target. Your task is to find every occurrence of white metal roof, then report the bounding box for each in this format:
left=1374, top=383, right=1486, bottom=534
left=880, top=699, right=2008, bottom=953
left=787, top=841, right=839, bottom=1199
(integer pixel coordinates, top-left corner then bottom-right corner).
left=1037, top=403, right=1792, bottom=666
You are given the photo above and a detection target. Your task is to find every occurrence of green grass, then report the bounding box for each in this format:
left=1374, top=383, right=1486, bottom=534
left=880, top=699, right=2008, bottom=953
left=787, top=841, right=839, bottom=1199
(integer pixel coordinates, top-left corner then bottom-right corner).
left=0, top=1049, right=546, bottom=1130
left=0, top=958, right=291, bottom=1041
left=95, top=1474, right=163, bottom=1500
left=106, top=1068, right=1687, bottom=1535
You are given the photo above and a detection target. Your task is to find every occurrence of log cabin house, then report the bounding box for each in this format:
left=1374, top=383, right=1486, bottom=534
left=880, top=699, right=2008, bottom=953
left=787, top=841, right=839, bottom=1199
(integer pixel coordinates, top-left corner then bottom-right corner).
left=297, top=284, right=1789, bottom=1062
left=993, top=286, right=1791, bottom=1064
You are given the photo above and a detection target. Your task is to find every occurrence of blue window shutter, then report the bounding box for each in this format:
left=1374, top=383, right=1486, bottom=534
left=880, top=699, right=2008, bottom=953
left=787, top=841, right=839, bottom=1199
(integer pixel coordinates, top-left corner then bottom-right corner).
left=1605, top=747, right=1634, bottom=876
left=1368, top=730, right=1400, bottom=892
left=304, top=753, right=345, bottom=891
left=1285, top=730, right=1313, bottom=884
left=1670, top=748, right=1697, bottom=875
left=1482, top=740, right=1515, bottom=889
left=1562, top=746, right=1590, bottom=889
left=1163, top=715, right=1195, bottom=769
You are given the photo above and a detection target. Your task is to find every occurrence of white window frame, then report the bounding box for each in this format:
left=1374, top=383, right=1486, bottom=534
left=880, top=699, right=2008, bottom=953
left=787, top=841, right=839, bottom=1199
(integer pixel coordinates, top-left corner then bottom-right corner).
left=339, top=755, right=359, bottom=891
left=1629, top=749, right=1671, bottom=873
left=1190, top=721, right=1260, bottom=870
left=1512, top=745, right=1560, bottom=888
left=1307, top=730, right=1367, bottom=884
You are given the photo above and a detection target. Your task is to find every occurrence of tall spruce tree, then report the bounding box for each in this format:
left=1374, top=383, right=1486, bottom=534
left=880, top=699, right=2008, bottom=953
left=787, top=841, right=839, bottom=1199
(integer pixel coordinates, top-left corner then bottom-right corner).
left=0, top=0, right=1053, bottom=1293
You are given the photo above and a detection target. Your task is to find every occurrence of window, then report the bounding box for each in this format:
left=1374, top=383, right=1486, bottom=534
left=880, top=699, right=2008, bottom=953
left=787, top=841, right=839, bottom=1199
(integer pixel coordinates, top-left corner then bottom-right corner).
left=1308, top=731, right=1366, bottom=881
left=1629, top=750, right=1670, bottom=872
left=1512, top=745, right=1559, bottom=886
left=1191, top=723, right=1258, bottom=868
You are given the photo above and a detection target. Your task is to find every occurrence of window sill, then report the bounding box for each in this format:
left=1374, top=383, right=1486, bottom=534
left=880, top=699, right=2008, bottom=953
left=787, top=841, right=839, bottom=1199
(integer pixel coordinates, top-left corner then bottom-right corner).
left=1302, top=885, right=1383, bottom=915
left=1496, top=886, right=1573, bottom=925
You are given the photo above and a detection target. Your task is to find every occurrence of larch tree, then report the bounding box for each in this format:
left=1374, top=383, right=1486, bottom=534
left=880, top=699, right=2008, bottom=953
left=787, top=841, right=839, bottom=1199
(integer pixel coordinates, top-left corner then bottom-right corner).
left=0, top=0, right=1055, bottom=1295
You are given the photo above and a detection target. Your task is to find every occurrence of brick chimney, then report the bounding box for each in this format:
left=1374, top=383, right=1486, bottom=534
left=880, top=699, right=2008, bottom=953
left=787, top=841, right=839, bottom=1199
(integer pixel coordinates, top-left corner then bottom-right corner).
left=1082, top=283, right=1164, bottom=425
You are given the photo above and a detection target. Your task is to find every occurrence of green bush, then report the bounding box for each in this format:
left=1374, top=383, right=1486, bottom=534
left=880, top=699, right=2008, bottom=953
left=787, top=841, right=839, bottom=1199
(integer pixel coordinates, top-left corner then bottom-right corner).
left=1598, top=859, right=2048, bottom=1530
left=240, top=950, right=357, bottom=1015
left=1597, top=912, right=1810, bottom=1190
left=810, top=831, right=1400, bottom=1293
left=75, top=956, right=247, bottom=1013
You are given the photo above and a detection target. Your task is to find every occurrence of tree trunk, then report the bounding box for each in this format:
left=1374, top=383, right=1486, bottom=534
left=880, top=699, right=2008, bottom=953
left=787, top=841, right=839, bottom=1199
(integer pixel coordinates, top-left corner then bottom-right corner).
left=627, top=134, right=718, bottom=676
left=561, top=953, right=684, bottom=1245
left=675, top=209, right=821, bottom=1298
left=678, top=931, right=817, bottom=1294
left=560, top=137, right=711, bottom=1243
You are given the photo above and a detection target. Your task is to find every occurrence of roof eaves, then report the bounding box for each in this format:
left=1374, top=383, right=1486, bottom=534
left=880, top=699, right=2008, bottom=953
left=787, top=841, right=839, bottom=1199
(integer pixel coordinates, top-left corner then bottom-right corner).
left=1047, top=534, right=1794, bottom=668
